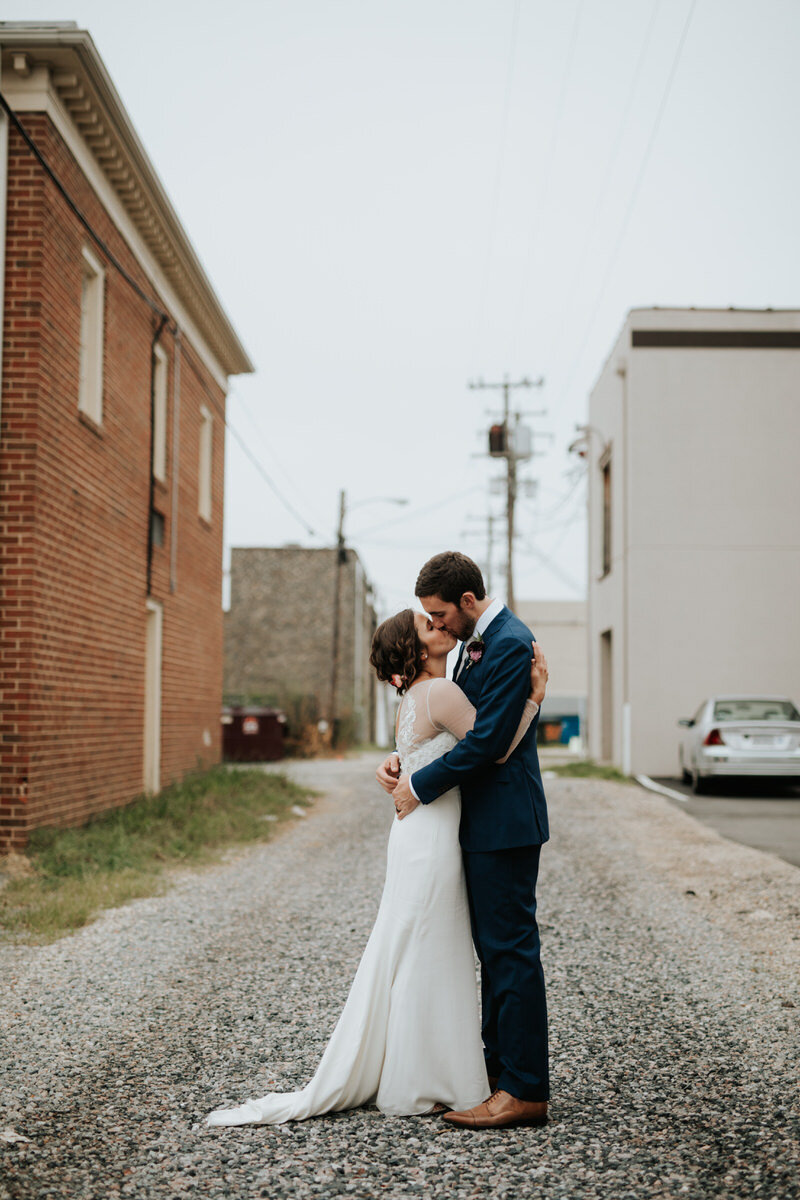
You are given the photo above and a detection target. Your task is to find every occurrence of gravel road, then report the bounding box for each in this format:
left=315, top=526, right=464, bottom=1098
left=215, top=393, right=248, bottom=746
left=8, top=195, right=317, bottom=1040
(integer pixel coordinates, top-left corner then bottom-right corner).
left=1, top=757, right=798, bottom=1200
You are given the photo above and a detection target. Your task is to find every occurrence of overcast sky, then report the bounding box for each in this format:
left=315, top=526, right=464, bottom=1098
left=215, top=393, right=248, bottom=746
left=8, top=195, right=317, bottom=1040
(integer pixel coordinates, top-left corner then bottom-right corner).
left=6, top=0, right=799, bottom=615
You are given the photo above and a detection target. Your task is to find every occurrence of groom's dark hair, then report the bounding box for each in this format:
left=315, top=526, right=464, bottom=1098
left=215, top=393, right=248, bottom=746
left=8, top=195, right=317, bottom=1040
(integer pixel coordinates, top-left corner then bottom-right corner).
left=415, top=551, right=486, bottom=604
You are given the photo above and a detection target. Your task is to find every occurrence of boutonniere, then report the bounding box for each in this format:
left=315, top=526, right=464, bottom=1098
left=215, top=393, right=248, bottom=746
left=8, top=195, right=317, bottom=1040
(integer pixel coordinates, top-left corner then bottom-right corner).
left=465, top=632, right=485, bottom=668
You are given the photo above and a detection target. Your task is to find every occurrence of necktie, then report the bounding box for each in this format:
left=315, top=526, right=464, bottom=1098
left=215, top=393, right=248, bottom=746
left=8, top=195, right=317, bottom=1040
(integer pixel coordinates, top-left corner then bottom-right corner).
left=455, top=641, right=474, bottom=680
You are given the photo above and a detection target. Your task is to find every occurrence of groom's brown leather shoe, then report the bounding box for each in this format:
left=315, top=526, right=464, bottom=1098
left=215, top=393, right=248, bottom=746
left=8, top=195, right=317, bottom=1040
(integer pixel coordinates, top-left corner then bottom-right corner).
left=442, top=1090, right=548, bottom=1130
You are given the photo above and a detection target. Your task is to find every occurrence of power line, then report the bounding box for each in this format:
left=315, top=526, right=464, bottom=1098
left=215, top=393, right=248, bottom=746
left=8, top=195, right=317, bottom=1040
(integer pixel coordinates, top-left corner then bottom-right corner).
left=522, top=507, right=585, bottom=540
left=542, top=0, right=663, bottom=371
left=555, top=0, right=699, bottom=408
left=0, top=91, right=170, bottom=324
left=517, top=468, right=586, bottom=594
left=510, top=0, right=586, bottom=365
left=525, top=469, right=586, bottom=522
left=524, top=542, right=584, bottom=596
left=522, top=472, right=587, bottom=593
left=180, top=349, right=324, bottom=540
left=350, top=486, right=475, bottom=540
left=1, top=88, right=324, bottom=543
left=227, top=385, right=331, bottom=533
left=352, top=534, right=463, bottom=552
left=225, top=421, right=322, bottom=540
left=471, top=0, right=522, bottom=368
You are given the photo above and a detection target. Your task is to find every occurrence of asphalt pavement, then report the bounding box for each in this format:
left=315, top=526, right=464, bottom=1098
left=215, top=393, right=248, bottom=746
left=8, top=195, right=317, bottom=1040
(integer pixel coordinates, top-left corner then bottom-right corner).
left=647, top=776, right=800, bottom=868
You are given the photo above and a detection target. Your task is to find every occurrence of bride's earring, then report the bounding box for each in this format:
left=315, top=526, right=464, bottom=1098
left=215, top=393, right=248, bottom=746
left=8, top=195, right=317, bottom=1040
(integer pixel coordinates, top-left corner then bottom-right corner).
left=422, top=653, right=428, bottom=661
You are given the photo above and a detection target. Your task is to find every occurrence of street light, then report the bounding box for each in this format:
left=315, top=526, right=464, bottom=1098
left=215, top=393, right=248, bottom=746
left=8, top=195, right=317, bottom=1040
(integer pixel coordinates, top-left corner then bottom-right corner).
left=329, top=492, right=409, bottom=735
left=568, top=423, right=608, bottom=459
left=347, top=495, right=410, bottom=514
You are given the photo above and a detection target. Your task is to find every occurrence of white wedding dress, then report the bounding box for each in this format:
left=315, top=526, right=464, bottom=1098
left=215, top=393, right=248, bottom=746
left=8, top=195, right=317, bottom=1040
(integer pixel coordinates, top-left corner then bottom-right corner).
left=206, top=679, right=536, bottom=1126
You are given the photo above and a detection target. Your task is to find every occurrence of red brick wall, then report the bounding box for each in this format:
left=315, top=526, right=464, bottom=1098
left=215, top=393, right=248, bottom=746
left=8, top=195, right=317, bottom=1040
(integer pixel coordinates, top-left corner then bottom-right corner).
left=0, top=113, right=226, bottom=849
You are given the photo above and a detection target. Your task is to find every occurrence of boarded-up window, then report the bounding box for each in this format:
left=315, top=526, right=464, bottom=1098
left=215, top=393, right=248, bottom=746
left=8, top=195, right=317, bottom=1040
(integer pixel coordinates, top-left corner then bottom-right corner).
left=601, top=457, right=611, bottom=577
left=78, top=245, right=105, bottom=423
left=153, top=345, right=168, bottom=482
left=198, top=404, right=212, bottom=522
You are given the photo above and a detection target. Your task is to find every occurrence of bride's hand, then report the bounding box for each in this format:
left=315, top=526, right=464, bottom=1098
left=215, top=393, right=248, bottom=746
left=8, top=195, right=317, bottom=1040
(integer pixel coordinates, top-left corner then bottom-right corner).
left=392, top=774, right=419, bottom=820
left=376, top=753, right=401, bottom=794
left=530, top=642, right=548, bottom=706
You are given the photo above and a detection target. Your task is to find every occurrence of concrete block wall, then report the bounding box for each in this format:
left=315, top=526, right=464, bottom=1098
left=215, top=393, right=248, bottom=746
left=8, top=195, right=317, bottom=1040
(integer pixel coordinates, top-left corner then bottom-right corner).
left=224, top=547, right=377, bottom=741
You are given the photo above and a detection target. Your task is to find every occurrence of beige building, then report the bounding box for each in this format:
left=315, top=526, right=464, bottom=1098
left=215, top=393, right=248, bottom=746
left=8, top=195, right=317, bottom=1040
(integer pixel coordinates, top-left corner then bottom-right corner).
left=224, top=546, right=377, bottom=744
left=586, top=307, right=800, bottom=776
left=517, top=601, right=587, bottom=746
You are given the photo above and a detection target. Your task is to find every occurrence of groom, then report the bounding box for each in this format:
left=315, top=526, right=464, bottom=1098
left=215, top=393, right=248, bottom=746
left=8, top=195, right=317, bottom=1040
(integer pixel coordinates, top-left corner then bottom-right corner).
left=377, top=551, right=550, bottom=1129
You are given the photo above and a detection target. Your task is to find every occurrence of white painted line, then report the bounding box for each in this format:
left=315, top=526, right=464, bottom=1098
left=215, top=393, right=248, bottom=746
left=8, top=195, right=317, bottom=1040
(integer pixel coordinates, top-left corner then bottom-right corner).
left=635, top=774, right=690, bottom=804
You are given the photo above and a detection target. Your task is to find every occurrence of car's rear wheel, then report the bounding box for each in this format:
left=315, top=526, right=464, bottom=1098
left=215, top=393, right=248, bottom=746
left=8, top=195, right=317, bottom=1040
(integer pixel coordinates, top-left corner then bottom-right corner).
left=693, top=770, right=711, bottom=795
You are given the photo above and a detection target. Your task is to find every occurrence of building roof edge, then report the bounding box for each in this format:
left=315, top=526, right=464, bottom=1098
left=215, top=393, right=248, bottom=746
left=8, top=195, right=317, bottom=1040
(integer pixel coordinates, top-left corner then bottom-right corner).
left=0, top=24, right=254, bottom=376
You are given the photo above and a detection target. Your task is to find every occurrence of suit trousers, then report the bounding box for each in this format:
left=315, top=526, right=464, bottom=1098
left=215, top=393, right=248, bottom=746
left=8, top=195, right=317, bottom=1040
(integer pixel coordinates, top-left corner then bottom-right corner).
left=463, top=844, right=550, bottom=1102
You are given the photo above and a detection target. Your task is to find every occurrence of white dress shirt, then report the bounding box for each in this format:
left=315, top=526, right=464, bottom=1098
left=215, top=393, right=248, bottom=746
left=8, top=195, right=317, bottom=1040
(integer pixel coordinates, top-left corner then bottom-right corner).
left=455, top=597, right=505, bottom=679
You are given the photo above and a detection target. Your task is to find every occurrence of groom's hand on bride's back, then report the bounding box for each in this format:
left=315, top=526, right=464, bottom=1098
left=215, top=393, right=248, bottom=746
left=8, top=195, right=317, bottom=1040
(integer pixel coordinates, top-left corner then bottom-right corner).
left=530, top=641, right=549, bottom=706
left=376, top=753, right=401, bottom=794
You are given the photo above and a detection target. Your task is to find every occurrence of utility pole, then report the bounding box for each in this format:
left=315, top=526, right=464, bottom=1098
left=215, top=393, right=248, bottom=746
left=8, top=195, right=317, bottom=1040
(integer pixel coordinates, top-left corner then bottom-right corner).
left=462, top=512, right=498, bottom=595
left=328, top=491, right=408, bottom=742
left=486, top=512, right=496, bottom=595
left=469, top=375, right=544, bottom=611
left=329, top=488, right=346, bottom=737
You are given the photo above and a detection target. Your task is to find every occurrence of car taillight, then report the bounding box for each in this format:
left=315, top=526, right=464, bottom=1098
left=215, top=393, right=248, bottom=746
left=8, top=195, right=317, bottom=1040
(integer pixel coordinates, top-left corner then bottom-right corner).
left=704, top=729, right=724, bottom=746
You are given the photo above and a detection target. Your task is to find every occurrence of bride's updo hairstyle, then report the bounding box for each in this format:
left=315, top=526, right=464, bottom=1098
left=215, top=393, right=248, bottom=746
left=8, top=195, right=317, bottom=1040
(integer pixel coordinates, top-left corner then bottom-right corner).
left=369, top=609, right=425, bottom=697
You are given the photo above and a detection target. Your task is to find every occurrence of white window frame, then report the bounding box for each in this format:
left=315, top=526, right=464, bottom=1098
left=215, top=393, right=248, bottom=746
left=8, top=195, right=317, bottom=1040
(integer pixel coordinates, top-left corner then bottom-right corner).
left=152, top=344, right=168, bottom=482
left=78, top=244, right=105, bottom=423
left=198, top=404, right=213, bottom=522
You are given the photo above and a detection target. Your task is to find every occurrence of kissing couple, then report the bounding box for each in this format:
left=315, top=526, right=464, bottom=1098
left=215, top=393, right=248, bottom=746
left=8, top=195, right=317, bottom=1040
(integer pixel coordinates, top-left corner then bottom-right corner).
left=208, top=551, right=550, bottom=1131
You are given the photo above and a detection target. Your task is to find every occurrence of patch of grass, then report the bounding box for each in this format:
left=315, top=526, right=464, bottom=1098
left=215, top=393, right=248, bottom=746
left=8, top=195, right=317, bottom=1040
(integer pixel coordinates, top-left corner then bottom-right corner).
left=1, top=869, right=163, bottom=940
left=0, top=765, right=314, bottom=942
left=547, top=759, right=632, bottom=783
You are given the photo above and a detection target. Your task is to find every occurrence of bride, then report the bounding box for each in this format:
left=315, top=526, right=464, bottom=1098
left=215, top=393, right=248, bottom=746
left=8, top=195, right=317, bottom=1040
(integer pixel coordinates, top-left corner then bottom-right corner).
left=206, top=608, right=546, bottom=1126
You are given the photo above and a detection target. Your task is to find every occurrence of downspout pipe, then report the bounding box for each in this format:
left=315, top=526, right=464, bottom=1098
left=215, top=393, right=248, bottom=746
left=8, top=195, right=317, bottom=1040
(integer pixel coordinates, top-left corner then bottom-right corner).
left=617, top=359, right=631, bottom=775
left=0, top=66, right=8, bottom=430
left=146, top=314, right=168, bottom=596
left=169, top=326, right=181, bottom=593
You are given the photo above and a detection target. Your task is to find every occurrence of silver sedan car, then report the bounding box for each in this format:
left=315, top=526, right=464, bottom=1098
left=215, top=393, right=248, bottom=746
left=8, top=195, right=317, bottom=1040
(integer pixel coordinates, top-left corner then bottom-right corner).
left=678, top=695, right=800, bottom=793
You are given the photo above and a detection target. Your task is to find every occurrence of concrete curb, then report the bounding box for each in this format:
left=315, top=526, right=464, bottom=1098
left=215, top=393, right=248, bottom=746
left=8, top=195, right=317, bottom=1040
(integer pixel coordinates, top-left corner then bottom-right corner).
left=635, top=773, right=689, bottom=803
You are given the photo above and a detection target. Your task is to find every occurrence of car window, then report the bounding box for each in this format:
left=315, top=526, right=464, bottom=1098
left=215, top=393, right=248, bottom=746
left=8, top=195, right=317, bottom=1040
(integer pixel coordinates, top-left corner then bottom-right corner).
left=692, top=701, right=707, bottom=723
left=712, top=699, right=800, bottom=722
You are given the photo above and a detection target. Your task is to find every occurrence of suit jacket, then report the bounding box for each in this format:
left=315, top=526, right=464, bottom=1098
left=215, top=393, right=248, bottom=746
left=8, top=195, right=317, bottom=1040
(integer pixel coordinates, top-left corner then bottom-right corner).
left=411, top=606, right=549, bottom=852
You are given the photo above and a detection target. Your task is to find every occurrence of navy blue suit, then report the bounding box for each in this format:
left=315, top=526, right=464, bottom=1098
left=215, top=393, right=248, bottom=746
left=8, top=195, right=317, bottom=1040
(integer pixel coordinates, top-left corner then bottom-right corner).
left=411, top=606, right=550, bottom=1101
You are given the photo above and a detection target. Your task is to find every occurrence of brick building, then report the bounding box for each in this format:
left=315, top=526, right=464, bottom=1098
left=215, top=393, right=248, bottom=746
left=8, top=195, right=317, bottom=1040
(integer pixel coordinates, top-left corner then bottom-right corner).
left=224, top=547, right=378, bottom=744
left=0, top=24, right=253, bottom=847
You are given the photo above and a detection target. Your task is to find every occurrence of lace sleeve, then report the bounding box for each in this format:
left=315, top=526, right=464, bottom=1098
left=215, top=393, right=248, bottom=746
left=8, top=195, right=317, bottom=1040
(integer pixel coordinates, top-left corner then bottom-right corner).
left=496, top=698, right=539, bottom=763
left=426, top=679, right=479, bottom=740
left=427, top=679, right=538, bottom=762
